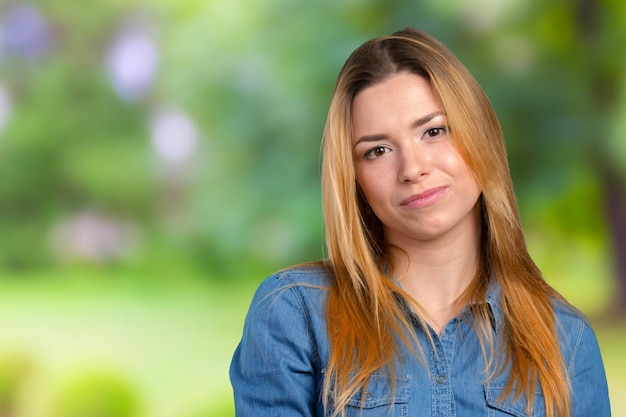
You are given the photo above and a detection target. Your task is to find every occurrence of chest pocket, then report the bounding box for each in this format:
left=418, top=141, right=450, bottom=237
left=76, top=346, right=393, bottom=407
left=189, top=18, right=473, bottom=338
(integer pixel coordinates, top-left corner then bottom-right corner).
left=484, top=385, right=545, bottom=417
left=343, top=374, right=409, bottom=416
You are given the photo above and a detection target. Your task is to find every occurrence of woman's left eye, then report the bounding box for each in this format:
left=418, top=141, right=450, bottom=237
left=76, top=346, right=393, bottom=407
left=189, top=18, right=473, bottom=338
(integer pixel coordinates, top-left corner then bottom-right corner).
left=424, top=127, right=446, bottom=138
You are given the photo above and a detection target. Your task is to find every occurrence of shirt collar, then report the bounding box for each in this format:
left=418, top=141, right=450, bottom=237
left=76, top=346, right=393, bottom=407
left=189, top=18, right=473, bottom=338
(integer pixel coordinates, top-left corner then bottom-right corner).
left=394, top=275, right=503, bottom=333
left=484, top=277, right=503, bottom=332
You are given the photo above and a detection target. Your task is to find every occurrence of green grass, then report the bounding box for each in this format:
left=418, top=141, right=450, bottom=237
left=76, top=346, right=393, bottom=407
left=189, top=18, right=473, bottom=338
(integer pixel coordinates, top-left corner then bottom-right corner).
left=0, top=270, right=257, bottom=417
left=0, top=270, right=623, bottom=417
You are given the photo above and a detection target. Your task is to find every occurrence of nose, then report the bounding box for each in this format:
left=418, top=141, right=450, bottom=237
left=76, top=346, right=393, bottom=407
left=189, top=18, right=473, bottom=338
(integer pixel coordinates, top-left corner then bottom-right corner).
left=398, top=145, right=428, bottom=183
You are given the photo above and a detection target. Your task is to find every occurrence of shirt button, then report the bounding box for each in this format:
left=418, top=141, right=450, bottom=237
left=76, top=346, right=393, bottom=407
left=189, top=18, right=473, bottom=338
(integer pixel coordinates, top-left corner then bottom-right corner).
left=436, top=375, right=447, bottom=384
left=364, top=391, right=373, bottom=400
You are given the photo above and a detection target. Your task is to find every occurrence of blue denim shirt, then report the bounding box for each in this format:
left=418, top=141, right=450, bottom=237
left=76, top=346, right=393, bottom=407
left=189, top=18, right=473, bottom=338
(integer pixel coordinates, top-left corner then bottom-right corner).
left=230, top=264, right=610, bottom=416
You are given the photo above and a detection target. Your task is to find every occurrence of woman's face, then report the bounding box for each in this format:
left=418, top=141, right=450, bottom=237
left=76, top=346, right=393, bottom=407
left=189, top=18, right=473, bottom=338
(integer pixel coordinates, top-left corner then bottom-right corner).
left=352, top=72, right=481, bottom=248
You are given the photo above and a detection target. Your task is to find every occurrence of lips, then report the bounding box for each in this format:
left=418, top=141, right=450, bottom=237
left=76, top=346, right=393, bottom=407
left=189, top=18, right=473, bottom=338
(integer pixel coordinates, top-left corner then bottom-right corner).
left=400, top=186, right=447, bottom=208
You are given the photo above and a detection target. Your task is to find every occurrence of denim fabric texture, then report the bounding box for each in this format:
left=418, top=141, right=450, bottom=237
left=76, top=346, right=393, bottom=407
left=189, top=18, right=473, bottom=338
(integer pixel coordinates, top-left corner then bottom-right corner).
left=230, top=264, right=611, bottom=416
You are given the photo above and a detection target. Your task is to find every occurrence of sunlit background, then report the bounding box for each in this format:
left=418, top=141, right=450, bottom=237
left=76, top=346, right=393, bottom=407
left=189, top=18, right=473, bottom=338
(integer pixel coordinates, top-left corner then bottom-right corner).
left=0, top=0, right=624, bottom=416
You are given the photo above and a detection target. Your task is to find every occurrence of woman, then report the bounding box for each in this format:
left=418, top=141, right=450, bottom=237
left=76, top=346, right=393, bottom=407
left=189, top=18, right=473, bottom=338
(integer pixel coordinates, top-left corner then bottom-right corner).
left=230, top=28, right=610, bottom=417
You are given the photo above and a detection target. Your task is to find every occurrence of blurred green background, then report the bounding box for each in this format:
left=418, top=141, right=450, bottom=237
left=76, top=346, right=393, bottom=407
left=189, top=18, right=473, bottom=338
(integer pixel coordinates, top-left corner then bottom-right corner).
left=0, top=0, right=624, bottom=416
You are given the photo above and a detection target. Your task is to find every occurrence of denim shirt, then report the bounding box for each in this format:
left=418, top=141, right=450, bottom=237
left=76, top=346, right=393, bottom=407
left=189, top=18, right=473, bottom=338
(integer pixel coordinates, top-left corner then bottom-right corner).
left=230, top=263, right=611, bottom=416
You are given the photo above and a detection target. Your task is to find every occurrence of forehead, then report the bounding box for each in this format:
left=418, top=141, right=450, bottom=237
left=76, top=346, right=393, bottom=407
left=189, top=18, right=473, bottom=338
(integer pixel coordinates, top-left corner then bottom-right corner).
left=351, top=73, right=442, bottom=138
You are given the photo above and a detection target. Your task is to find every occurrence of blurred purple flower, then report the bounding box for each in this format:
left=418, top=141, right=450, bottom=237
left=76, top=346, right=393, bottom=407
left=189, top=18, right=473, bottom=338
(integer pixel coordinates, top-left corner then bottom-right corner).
left=2, top=2, right=52, bottom=59
left=106, top=29, right=159, bottom=102
left=0, top=85, right=11, bottom=134
left=0, top=25, right=4, bottom=60
left=150, top=107, right=198, bottom=165
left=50, top=210, right=140, bottom=264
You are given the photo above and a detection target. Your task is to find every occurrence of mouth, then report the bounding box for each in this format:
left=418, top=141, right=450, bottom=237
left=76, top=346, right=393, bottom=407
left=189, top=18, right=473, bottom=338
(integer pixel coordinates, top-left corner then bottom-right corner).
left=400, top=186, right=447, bottom=208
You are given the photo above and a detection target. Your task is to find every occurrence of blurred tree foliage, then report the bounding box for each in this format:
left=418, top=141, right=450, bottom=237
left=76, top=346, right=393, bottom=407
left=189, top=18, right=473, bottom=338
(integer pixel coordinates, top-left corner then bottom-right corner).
left=0, top=0, right=156, bottom=270
left=0, top=0, right=624, bottom=301
left=53, top=371, right=140, bottom=417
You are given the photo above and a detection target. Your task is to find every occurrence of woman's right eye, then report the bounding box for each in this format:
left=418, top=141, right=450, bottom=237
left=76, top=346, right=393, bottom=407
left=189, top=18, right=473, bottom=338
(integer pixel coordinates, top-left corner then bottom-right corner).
left=364, top=146, right=389, bottom=159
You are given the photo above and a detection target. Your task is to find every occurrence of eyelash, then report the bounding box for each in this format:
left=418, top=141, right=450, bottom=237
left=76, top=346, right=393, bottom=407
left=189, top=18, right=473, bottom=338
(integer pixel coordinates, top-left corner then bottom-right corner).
left=362, top=126, right=447, bottom=159
left=424, top=126, right=447, bottom=138
left=363, top=146, right=389, bottom=159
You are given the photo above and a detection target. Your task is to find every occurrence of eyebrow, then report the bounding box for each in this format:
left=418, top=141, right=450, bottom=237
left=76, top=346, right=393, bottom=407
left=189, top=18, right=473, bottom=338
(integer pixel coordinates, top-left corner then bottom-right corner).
left=354, top=112, right=444, bottom=146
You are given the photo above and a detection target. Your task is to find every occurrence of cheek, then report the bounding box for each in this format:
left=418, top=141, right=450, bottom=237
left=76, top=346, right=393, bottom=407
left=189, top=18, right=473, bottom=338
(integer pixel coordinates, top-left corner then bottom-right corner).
left=460, top=161, right=480, bottom=190
left=356, top=170, right=386, bottom=209
left=457, top=162, right=482, bottom=200
left=440, top=152, right=482, bottom=203
left=357, top=176, right=377, bottom=204
left=444, top=150, right=478, bottom=184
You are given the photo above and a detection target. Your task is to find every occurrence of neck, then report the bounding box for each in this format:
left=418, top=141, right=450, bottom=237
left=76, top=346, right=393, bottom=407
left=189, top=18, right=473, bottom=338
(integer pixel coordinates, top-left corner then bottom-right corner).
left=389, top=210, right=481, bottom=333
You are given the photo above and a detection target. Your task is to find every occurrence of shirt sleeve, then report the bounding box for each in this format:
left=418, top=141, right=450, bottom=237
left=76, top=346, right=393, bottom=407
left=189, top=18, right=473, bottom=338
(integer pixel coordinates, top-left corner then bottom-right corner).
left=568, top=320, right=611, bottom=417
left=230, top=274, right=319, bottom=416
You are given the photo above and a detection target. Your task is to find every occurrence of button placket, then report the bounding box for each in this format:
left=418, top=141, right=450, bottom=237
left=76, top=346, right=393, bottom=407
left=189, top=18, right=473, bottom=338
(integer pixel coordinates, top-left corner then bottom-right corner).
left=429, top=319, right=458, bottom=416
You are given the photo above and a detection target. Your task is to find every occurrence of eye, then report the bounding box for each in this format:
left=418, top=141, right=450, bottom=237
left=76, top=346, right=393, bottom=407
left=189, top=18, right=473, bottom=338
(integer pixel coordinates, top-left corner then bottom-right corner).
left=424, top=126, right=447, bottom=139
left=364, top=146, right=390, bottom=159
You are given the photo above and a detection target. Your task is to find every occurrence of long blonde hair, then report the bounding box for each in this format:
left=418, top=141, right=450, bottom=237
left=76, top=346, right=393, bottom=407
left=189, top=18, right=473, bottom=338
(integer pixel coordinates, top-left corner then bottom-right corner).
left=321, top=28, right=571, bottom=417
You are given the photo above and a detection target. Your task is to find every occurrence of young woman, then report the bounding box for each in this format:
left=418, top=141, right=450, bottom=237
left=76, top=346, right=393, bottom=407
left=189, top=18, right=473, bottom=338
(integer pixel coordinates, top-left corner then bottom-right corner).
left=230, top=28, right=610, bottom=417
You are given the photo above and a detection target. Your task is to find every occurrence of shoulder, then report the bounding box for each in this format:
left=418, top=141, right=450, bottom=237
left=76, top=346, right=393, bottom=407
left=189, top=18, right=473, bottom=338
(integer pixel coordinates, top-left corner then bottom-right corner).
left=551, top=300, right=592, bottom=340
left=248, top=261, right=332, bottom=315
left=551, top=300, right=603, bottom=375
left=231, top=263, right=333, bottom=413
left=239, top=262, right=333, bottom=363
left=273, top=261, right=333, bottom=286
left=254, top=261, right=332, bottom=295
left=551, top=301, right=610, bottom=414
